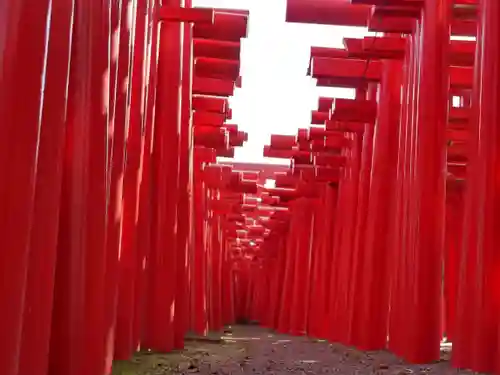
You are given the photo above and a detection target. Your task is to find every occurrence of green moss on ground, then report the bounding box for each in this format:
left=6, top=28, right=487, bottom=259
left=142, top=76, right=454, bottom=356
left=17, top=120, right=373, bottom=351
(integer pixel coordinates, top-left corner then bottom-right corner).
left=111, top=334, right=248, bottom=375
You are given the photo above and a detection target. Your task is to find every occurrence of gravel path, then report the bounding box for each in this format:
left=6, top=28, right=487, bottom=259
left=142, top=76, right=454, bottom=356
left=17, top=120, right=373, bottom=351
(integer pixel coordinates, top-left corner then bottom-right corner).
left=113, top=326, right=476, bottom=375
left=235, top=327, right=469, bottom=375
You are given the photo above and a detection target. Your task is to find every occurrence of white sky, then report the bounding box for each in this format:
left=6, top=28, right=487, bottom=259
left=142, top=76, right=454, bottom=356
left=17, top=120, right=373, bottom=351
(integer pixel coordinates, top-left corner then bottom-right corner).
left=192, top=0, right=372, bottom=165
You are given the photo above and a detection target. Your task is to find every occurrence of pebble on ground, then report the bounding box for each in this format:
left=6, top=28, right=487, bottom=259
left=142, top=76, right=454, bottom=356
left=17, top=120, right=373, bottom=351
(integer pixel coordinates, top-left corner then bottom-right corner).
left=112, top=326, right=475, bottom=375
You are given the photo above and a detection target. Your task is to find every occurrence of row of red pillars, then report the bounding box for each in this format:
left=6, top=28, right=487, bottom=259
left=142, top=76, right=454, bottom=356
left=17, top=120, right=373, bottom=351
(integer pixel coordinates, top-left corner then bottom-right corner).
left=0, top=1, right=251, bottom=375
left=234, top=1, right=500, bottom=375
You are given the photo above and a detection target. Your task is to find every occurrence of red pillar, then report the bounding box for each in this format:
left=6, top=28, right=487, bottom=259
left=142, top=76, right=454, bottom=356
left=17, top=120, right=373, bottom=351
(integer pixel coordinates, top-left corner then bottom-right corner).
left=359, top=60, right=403, bottom=350
left=278, top=204, right=299, bottom=333
left=174, top=0, right=195, bottom=348
left=115, top=0, right=149, bottom=360
left=270, top=233, right=288, bottom=329
left=407, top=1, right=450, bottom=363
left=192, top=157, right=209, bottom=334
left=444, top=182, right=464, bottom=343
left=289, top=198, right=314, bottom=335
left=221, top=238, right=235, bottom=325
left=318, top=185, right=338, bottom=338
left=454, top=0, right=500, bottom=372
left=208, top=214, right=223, bottom=331
left=79, top=0, right=110, bottom=373
left=49, top=1, right=109, bottom=374
left=0, top=0, right=51, bottom=373
left=327, top=158, right=349, bottom=342
left=133, top=0, right=160, bottom=351
left=18, top=0, right=74, bottom=373
left=307, top=193, right=328, bottom=337
left=349, top=87, right=376, bottom=347
left=389, top=31, right=418, bottom=359
left=331, top=130, right=362, bottom=344
left=145, top=0, right=184, bottom=351
left=105, top=0, right=135, bottom=366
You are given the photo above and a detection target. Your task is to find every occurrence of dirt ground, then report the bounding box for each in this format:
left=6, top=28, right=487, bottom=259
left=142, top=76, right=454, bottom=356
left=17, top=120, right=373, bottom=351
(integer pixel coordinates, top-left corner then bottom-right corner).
left=112, top=326, right=476, bottom=375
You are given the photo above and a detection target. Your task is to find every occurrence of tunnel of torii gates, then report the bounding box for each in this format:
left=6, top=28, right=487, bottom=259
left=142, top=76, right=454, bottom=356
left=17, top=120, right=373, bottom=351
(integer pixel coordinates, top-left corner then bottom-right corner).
left=2, top=0, right=500, bottom=374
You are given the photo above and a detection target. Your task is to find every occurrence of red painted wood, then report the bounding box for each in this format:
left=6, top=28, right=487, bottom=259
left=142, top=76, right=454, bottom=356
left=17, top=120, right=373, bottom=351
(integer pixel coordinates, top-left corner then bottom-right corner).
left=18, top=0, right=73, bottom=373
left=0, top=0, right=51, bottom=372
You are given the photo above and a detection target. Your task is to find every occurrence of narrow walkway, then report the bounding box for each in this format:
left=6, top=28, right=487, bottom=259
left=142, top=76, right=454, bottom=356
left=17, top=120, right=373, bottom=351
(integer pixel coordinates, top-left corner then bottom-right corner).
left=113, top=326, right=470, bottom=375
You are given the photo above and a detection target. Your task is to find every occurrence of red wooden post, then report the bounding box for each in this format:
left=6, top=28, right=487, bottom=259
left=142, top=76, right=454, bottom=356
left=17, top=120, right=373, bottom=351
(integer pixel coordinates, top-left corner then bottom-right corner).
left=307, top=192, right=328, bottom=337
left=173, top=0, right=195, bottom=348
left=388, top=32, right=418, bottom=359
left=49, top=0, right=109, bottom=374
left=18, top=0, right=74, bottom=373
left=289, top=198, right=314, bottom=335
left=115, top=0, right=149, bottom=360
left=271, top=233, right=288, bottom=329
left=146, top=0, right=185, bottom=351
left=454, top=0, right=500, bottom=372
left=407, top=0, right=450, bottom=363
left=221, top=237, right=234, bottom=325
left=133, top=0, right=160, bottom=351
left=79, top=0, right=110, bottom=373
left=278, top=203, right=298, bottom=334
left=318, top=186, right=338, bottom=337
left=327, top=149, right=348, bottom=342
left=192, top=153, right=209, bottom=334
left=105, top=0, right=135, bottom=366
left=209, top=212, right=223, bottom=331
left=359, top=60, right=403, bottom=350
left=0, top=0, right=51, bottom=373
left=349, top=85, right=376, bottom=347
left=332, top=129, right=361, bottom=345
left=444, top=182, right=464, bottom=343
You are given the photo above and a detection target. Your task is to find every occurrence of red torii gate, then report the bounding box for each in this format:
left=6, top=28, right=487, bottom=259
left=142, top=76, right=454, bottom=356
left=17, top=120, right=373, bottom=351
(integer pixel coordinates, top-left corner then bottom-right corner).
left=2, top=1, right=500, bottom=375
